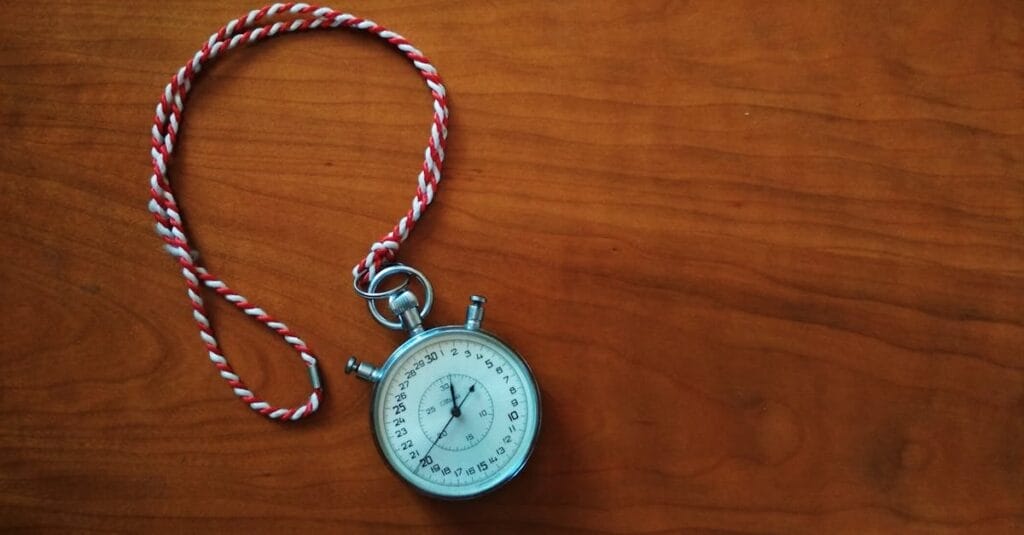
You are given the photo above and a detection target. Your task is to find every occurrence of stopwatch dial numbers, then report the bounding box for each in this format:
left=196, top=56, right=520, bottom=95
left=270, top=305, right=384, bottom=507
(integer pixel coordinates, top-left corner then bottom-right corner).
left=378, top=336, right=534, bottom=491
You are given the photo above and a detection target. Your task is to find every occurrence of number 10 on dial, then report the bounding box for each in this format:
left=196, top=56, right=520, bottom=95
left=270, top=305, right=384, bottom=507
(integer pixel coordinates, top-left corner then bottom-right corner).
left=347, top=291, right=541, bottom=499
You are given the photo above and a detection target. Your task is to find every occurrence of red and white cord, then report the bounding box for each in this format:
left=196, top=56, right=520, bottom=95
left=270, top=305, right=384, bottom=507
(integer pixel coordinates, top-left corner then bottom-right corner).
left=148, top=3, right=449, bottom=420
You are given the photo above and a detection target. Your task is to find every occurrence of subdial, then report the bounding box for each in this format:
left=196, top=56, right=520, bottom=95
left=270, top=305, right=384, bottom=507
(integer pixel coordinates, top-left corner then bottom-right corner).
left=418, top=374, right=494, bottom=451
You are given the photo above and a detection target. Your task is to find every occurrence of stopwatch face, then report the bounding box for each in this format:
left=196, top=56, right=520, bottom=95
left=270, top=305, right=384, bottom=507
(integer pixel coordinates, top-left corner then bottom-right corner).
left=371, top=327, right=541, bottom=499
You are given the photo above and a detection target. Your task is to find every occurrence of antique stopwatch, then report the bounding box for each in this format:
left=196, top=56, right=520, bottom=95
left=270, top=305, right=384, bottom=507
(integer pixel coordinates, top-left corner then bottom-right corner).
left=347, top=265, right=541, bottom=499
left=145, top=4, right=541, bottom=500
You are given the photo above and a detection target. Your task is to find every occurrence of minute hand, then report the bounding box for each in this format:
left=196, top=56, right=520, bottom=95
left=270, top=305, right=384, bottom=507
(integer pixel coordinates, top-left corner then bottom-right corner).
left=448, top=375, right=460, bottom=417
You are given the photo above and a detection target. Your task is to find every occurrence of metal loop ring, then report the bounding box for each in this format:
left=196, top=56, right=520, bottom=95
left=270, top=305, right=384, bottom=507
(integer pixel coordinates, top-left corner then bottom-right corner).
left=353, top=272, right=411, bottom=300
left=366, top=264, right=433, bottom=330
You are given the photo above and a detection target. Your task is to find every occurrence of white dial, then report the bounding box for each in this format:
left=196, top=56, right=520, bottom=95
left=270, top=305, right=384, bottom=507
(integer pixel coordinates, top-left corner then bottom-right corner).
left=372, top=328, right=540, bottom=499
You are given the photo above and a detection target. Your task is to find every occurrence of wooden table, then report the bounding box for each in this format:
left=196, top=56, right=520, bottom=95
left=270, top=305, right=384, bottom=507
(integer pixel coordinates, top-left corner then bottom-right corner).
left=1, top=1, right=1021, bottom=532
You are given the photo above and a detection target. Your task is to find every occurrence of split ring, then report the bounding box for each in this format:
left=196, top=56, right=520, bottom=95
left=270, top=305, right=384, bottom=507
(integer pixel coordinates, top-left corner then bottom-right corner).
left=364, top=264, right=434, bottom=330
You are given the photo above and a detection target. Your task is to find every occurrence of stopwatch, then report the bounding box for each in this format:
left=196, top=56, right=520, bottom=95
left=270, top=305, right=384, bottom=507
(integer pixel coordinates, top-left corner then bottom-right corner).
left=346, top=265, right=541, bottom=499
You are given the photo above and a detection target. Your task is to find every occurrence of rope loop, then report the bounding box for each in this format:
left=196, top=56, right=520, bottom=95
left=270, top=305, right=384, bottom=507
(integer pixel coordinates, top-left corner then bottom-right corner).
left=148, top=3, right=449, bottom=420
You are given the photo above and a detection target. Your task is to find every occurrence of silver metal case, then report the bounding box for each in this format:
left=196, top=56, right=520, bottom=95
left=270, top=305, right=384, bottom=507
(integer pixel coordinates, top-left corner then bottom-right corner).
left=368, top=326, right=541, bottom=500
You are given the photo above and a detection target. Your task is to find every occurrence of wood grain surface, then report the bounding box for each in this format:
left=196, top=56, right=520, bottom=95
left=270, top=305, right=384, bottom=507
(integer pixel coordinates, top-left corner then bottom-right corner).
left=1, top=1, right=1022, bottom=532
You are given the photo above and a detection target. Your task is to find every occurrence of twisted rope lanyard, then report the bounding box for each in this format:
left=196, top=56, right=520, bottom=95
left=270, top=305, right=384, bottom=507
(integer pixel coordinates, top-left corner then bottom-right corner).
left=148, top=3, right=448, bottom=421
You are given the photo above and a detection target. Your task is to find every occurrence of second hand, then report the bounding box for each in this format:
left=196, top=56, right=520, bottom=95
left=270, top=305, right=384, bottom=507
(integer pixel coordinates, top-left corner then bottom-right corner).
left=416, top=381, right=476, bottom=473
